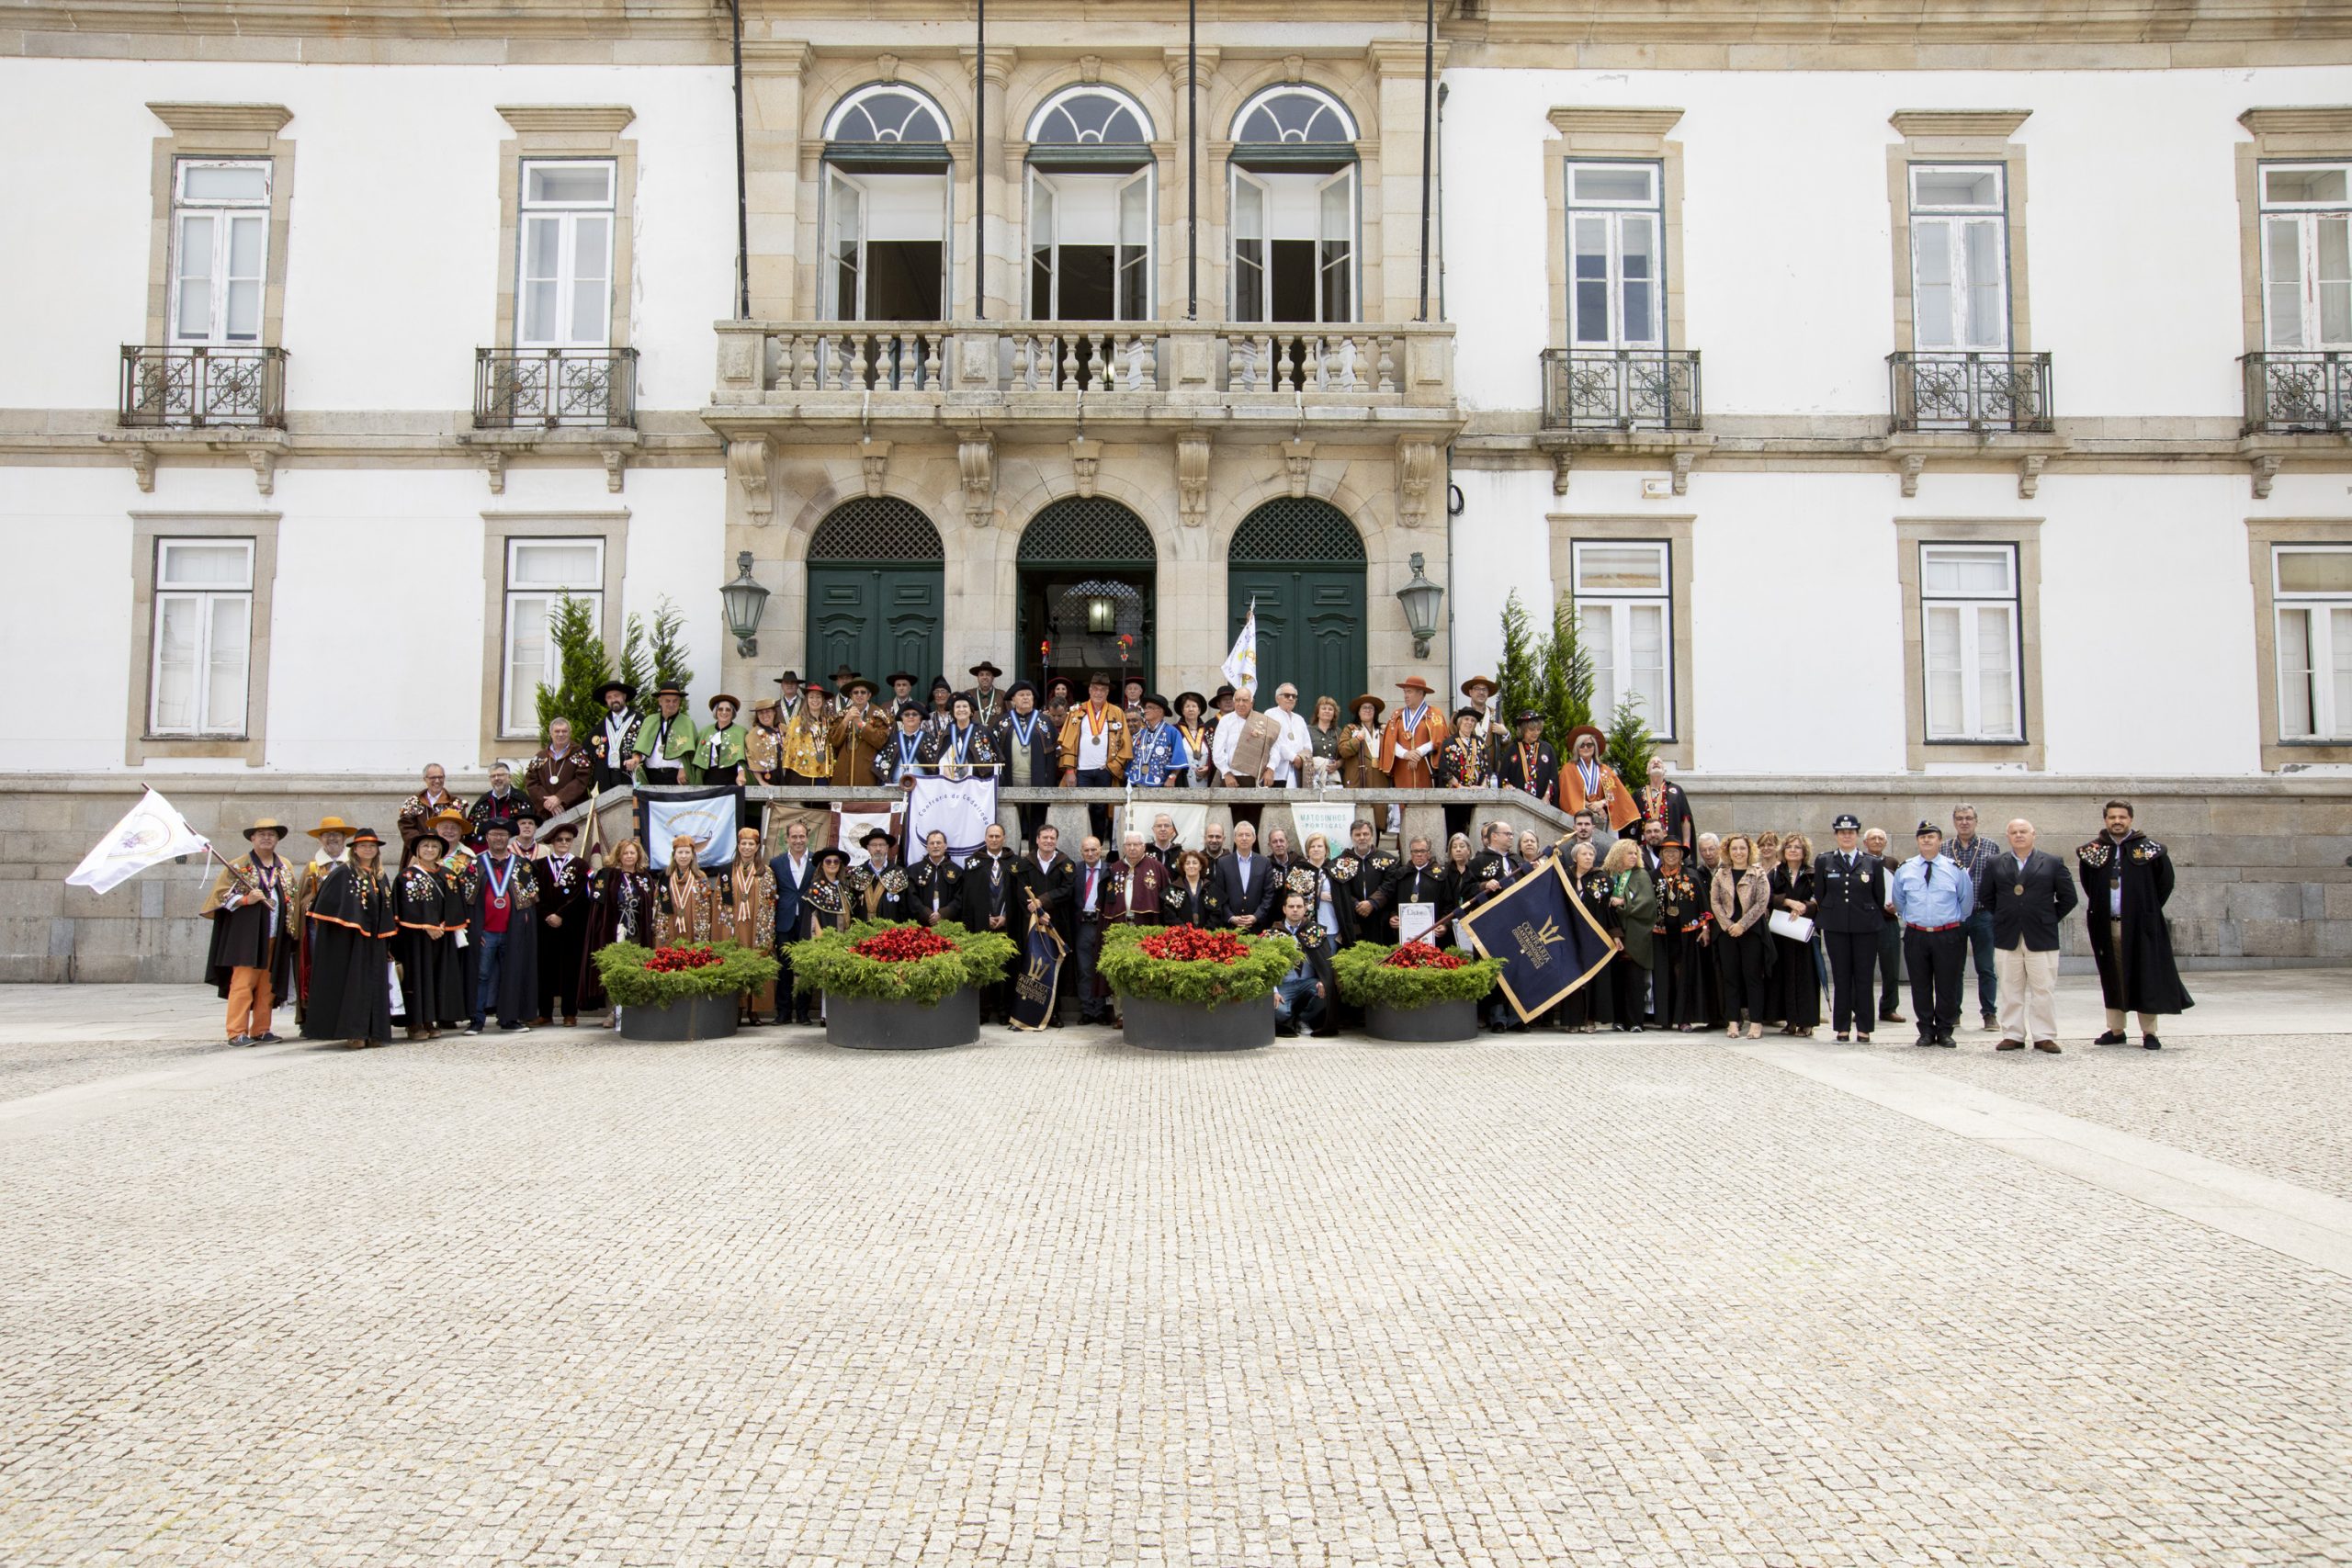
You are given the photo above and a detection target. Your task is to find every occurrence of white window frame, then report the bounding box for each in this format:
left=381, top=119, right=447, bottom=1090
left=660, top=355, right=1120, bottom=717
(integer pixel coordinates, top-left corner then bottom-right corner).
left=2273, top=544, right=2352, bottom=741
left=1565, top=161, right=1665, bottom=351
left=1227, top=164, right=1358, bottom=325
left=1570, top=538, right=1675, bottom=740
left=147, top=536, right=255, bottom=738
left=821, top=163, right=953, bottom=321
left=1918, top=542, right=2024, bottom=742
left=1026, top=165, right=1153, bottom=321
left=514, top=158, right=617, bottom=349
left=824, top=83, right=951, bottom=144
left=2257, top=163, right=2352, bottom=352
left=168, top=158, right=271, bottom=346
left=1230, top=84, right=1359, bottom=146
left=1025, top=84, right=1155, bottom=146
left=501, top=536, right=605, bottom=737
left=1908, top=163, right=2010, bottom=353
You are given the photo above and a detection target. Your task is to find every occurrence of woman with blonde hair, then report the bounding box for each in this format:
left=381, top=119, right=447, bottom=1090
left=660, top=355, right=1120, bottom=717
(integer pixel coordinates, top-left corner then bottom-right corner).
left=1303, top=694, right=1344, bottom=787
left=1710, top=833, right=1773, bottom=1039
left=1768, top=831, right=1821, bottom=1035
left=1601, top=838, right=1657, bottom=1031
left=1558, top=839, right=1616, bottom=1032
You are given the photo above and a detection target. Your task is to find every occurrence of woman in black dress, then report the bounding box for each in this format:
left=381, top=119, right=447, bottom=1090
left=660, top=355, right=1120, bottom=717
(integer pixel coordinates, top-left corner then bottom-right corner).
left=1768, top=832, right=1821, bottom=1035
left=1159, top=850, right=1226, bottom=929
left=392, top=832, right=465, bottom=1038
left=798, top=848, right=854, bottom=940
left=1558, top=840, right=1616, bottom=1032
left=579, top=837, right=657, bottom=1029
left=303, top=827, right=399, bottom=1048
left=1651, top=840, right=1710, bottom=1032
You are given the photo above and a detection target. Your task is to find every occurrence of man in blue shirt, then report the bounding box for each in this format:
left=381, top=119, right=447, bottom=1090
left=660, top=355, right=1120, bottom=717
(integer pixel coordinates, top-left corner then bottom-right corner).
left=1890, top=819, right=1973, bottom=1046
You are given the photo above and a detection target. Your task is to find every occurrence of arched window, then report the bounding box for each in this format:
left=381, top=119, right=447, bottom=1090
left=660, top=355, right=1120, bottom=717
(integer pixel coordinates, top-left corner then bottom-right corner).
left=1228, top=85, right=1359, bottom=326
left=822, top=83, right=953, bottom=322
left=1232, top=85, right=1357, bottom=147
left=1025, top=86, right=1156, bottom=321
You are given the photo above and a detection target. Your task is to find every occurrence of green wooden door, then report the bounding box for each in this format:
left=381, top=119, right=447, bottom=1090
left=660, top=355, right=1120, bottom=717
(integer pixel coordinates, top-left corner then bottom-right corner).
left=807, top=565, right=942, bottom=688
left=1227, top=499, right=1366, bottom=705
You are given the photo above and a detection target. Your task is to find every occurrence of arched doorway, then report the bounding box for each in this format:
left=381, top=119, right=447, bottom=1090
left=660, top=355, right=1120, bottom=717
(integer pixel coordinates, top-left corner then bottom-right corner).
left=1227, top=499, right=1366, bottom=705
left=1015, top=499, right=1157, bottom=693
left=805, top=498, right=944, bottom=686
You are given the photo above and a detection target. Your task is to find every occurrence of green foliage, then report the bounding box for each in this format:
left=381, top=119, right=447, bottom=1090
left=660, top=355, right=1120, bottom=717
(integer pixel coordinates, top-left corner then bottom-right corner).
left=593, top=941, right=782, bottom=1008
left=616, top=611, right=652, bottom=701
left=1096, top=926, right=1301, bottom=1009
left=1330, top=942, right=1503, bottom=1008
left=1604, top=694, right=1655, bottom=785
left=646, top=595, right=695, bottom=698
left=1534, top=592, right=1595, bottom=743
left=786, top=919, right=1017, bottom=1006
left=535, top=592, right=615, bottom=744
left=1496, top=591, right=1539, bottom=729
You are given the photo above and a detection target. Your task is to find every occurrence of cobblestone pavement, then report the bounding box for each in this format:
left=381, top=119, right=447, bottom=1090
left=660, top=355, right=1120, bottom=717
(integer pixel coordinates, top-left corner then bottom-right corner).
left=2, top=996, right=2349, bottom=1565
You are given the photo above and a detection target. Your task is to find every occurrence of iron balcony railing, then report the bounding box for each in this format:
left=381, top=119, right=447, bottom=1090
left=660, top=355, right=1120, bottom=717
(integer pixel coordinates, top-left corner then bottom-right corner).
left=1539, top=348, right=1702, bottom=432
left=2243, top=351, right=2351, bottom=434
left=474, top=346, right=639, bottom=430
left=1888, top=350, right=2052, bottom=434
left=119, top=344, right=288, bottom=429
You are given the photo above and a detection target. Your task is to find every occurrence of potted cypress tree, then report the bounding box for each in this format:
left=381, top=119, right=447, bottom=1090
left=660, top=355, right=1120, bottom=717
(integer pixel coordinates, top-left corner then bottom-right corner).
left=786, top=919, right=1017, bottom=1049
left=1097, top=926, right=1301, bottom=1051
left=1331, top=940, right=1503, bottom=1043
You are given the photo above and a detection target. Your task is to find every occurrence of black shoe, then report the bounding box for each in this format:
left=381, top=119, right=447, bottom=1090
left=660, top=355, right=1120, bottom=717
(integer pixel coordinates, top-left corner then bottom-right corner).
left=1855, top=1033, right=1871, bottom=1044
left=251, top=1032, right=282, bottom=1044
left=2094, top=1030, right=2127, bottom=1045
left=1939, top=1035, right=1956, bottom=1047
left=1834, top=1032, right=1849, bottom=1043
left=464, top=1023, right=483, bottom=1035
left=2143, top=1034, right=2163, bottom=1050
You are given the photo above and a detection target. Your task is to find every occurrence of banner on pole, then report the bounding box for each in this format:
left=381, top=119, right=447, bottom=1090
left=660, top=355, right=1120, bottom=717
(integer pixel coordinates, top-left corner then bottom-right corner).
left=907, top=775, right=999, bottom=863
left=64, top=787, right=212, bottom=895
left=1010, top=917, right=1065, bottom=1032
left=1220, top=597, right=1259, bottom=696
left=1457, top=857, right=1615, bottom=1022
left=639, top=785, right=743, bottom=870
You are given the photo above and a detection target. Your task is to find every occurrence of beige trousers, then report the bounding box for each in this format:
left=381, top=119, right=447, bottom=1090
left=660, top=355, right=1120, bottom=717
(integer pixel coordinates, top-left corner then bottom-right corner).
left=1994, top=945, right=2058, bottom=1044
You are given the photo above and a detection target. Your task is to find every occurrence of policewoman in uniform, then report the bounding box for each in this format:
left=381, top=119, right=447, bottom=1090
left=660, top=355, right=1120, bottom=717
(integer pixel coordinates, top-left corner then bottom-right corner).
left=1814, top=812, right=1891, bottom=1042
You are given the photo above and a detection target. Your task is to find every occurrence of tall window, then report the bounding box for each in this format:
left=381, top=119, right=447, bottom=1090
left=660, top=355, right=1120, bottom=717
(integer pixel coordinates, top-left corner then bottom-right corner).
left=1027, top=86, right=1154, bottom=321
left=2275, top=545, right=2352, bottom=740
left=516, top=160, right=616, bottom=348
left=823, top=85, right=952, bottom=321
left=148, top=538, right=254, bottom=736
left=2260, top=164, right=2352, bottom=351
left=1566, top=162, right=1663, bottom=349
left=1919, top=543, right=2022, bottom=741
left=502, top=538, right=603, bottom=736
left=1229, top=86, right=1358, bottom=324
left=1909, top=164, right=2009, bottom=351
left=1571, top=541, right=1673, bottom=739
left=169, top=160, right=270, bottom=345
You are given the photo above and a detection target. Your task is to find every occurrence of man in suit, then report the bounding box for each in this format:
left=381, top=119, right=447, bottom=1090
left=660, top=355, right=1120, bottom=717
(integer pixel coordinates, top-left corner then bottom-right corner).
left=1270, top=888, right=1337, bottom=1038
left=1814, top=812, right=1891, bottom=1043
left=1019, top=824, right=1079, bottom=1025
left=1145, top=811, right=1185, bottom=871
left=767, top=821, right=816, bottom=1024
left=1210, top=820, right=1276, bottom=933
left=1069, top=835, right=1116, bottom=1024
left=1976, top=817, right=2078, bottom=1053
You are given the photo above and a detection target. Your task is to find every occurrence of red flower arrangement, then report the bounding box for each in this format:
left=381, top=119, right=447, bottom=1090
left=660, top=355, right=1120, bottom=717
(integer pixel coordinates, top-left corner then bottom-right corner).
left=853, top=927, right=958, bottom=963
left=644, top=944, right=723, bottom=974
left=1382, top=941, right=1464, bottom=971
left=1139, top=927, right=1250, bottom=964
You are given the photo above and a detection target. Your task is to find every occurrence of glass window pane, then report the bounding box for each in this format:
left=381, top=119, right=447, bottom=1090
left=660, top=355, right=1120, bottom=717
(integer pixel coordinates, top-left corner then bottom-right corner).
left=1571, top=165, right=1655, bottom=205
left=153, top=597, right=198, bottom=732
left=159, top=542, right=251, bottom=589
left=1572, top=215, right=1610, bottom=344
left=175, top=215, right=215, bottom=338
left=1922, top=546, right=2012, bottom=596
left=2278, top=548, right=2352, bottom=594
left=182, top=164, right=268, bottom=202
left=570, top=216, right=610, bottom=342
left=526, top=164, right=614, bottom=205
left=1974, top=604, right=2017, bottom=736
left=1924, top=605, right=1963, bottom=738
left=1577, top=546, right=1666, bottom=593
left=2320, top=215, right=2351, bottom=344
left=1620, top=217, right=1656, bottom=345
left=1962, top=220, right=2006, bottom=348
left=2278, top=607, right=2315, bottom=738
left=1628, top=604, right=1667, bottom=728
left=1913, top=166, right=1999, bottom=208
left=2264, top=165, right=2350, bottom=205
left=207, top=595, right=250, bottom=733
left=1582, top=604, right=1617, bottom=716
left=511, top=540, right=602, bottom=589
left=506, top=595, right=548, bottom=734
left=2333, top=608, right=2352, bottom=739
left=1914, top=218, right=1954, bottom=349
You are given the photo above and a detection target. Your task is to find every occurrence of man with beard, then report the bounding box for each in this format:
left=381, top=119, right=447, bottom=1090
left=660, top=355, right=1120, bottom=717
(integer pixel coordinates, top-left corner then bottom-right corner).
left=288, top=815, right=355, bottom=1027
left=830, top=675, right=890, bottom=793
left=1331, top=818, right=1402, bottom=946
left=958, top=660, right=1008, bottom=728
left=2077, top=800, right=2193, bottom=1049
left=1382, top=834, right=1454, bottom=945
left=589, top=679, right=642, bottom=790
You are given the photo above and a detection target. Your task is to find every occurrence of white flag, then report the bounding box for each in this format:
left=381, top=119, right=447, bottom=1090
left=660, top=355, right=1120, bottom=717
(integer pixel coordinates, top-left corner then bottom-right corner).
left=1221, top=599, right=1259, bottom=696
left=64, top=787, right=212, bottom=895
left=906, top=775, right=999, bottom=863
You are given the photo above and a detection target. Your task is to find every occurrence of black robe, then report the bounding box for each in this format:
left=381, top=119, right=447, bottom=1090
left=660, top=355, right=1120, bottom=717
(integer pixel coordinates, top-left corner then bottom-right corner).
left=2076, top=831, right=2194, bottom=1015
left=535, top=853, right=592, bottom=1016
left=1498, top=739, right=1562, bottom=807
left=463, top=853, right=541, bottom=1027
left=201, top=858, right=296, bottom=999
left=301, top=863, right=398, bottom=1043
left=956, top=852, right=1023, bottom=940
left=1159, top=877, right=1227, bottom=929
left=579, top=867, right=656, bottom=1012
left=392, top=862, right=468, bottom=1029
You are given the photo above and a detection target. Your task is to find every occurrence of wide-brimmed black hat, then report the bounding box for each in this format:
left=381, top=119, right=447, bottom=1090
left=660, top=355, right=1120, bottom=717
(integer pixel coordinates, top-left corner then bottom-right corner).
left=347, top=826, right=386, bottom=847
left=929, top=676, right=954, bottom=696
left=1212, top=684, right=1237, bottom=702
left=861, top=827, right=894, bottom=848
left=543, top=820, right=579, bottom=842
left=887, top=671, right=920, bottom=687
left=895, top=700, right=927, bottom=718
left=968, top=660, right=1003, bottom=679
left=1175, top=690, right=1207, bottom=715
left=594, top=679, right=637, bottom=704
left=816, top=847, right=850, bottom=867
left=772, top=670, right=803, bottom=686
left=1516, top=710, right=1544, bottom=727
left=1141, top=693, right=1170, bottom=714
left=841, top=673, right=877, bottom=696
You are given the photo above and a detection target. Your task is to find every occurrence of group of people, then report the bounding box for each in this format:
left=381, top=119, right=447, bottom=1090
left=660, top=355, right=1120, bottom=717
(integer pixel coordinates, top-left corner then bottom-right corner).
left=193, top=654, right=2190, bottom=1053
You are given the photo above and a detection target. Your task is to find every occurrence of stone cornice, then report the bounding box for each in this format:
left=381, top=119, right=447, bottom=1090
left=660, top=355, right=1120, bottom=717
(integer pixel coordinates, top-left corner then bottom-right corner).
left=1889, top=108, right=2032, bottom=141
left=495, top=104, right=635, bottom=137
left=146, top=102, right=292, bottom=135
left=1365, top=38, right=1449, bottom=77
left=1545, top=107, right=1684, bottom=141
left=2239, top=106, right=2352, bottom=139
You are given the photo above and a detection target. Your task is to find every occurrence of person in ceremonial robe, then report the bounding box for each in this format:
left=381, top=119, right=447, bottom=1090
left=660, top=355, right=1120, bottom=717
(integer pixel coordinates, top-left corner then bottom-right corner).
left=1438, top=707, right=1490, bottom=844
left=1123, top=694, right=1190, bottom=791
left=468, top=764, right=526, bottom=847
left=849, top=827, right=909, bottom=923
left=920, top=694, right=999, bottom=780
left=1041, top=676, right=1074, bottom=733
left=1767, top=833, right=1821, bottom=1036
left=300, top=826, right=398, bottom=1049
left=1559, top=841, right=1618, bottom=1032
left=697, top=695, right=749, bottom=786
left=1271, top=888, right=1338, bottom=1039
left=830, top=675, right=890, bottom=791
left=1500, top=712, right=1561, bottom=809
left=1173, top=692, right=1216, bottom=786
left=288, top=815, right=355, bottom=1026
left=1650, top=840, right=1711, bottom=1033
left=526, top=716, right=594, bottom=820
left=393, top=830, right=465, bottom=1038
left=1384, top=834, right=1455, bottom=947
left=1018, top=824, right=1079, bottom=1025
left=589, top=680, right=643, bottom=791
left=532, top=820, right=590, bottom=1027
left=654, top=834, right=714, bottom=948
left=958, top=661, right=1008, bottom=728
left=996, top=680, right=1061, bottom=846
left=1561, top=725, right=1639, bottom=843
left=1330, top=818, right=1401, bottom=945
left=797, top=848, right=854, bottom=941
left=1159, top=850, right=1226, bottom=930
left=581, top=841, right=658, bottom=1024
left=639, top=686, right=699, bottom=785
left=200, top=817, right=298, bottom=1045
left=957, top=824, right=1023, bottom=1021
left=878, top=700, right=930, bottom=789
left=1377, top=676, right=1447, bottom=792
left=744, top=697, right=786, bottom=785
left=396, top=763, right=458, bottom=848
left=1122, top=675, right=1148, bottom=735
left=1296, top=834, right=1347, bottom=948
left=710, top=825, right=779, bottom=1024
left=1058, top=671, right=1135, bottom=844
left=1601, top=839, right=1657, bottom=1031
left=1636, top=757, right=1695, bottom=852
left=464, top=820, right=540, bottom=1033
left=912, top=828, right=971, bottom=930
left=1104, top=830, right=1167, bottom=930
left=1211, top=685, right=1286, bottom=832
left=2076, top=800, right=2193, bottom=1049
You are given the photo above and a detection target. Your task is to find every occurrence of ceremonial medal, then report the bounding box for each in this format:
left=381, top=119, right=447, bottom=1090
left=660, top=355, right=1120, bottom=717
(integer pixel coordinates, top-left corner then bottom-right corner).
left=2014, top=883, right=2024, bottom=896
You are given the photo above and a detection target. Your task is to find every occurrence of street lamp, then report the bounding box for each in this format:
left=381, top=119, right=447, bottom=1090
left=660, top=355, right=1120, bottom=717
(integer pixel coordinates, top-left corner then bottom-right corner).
left=719, top=550, right=769, bottom=658
left=1394, top=550, right=1444, bottom=660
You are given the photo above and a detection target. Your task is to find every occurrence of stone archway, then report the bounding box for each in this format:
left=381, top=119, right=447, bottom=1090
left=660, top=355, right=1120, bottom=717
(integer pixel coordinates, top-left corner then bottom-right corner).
left=1014, top=497, right=1159, bottom=694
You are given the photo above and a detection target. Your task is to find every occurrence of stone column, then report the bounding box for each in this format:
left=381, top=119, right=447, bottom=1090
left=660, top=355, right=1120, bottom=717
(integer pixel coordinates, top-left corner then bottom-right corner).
left=1365, top=39, right=1447, bottom=327
left=959, top=47, right=1019, bottom=321
left=741, top=39, right=810, bottom=320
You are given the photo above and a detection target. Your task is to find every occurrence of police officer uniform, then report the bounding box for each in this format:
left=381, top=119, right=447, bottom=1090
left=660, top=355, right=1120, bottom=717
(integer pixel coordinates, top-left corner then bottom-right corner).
left=1813, top=813, right=1891, bottom=1040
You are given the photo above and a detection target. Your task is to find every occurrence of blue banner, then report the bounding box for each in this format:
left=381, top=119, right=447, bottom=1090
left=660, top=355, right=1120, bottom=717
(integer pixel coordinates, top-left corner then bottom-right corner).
left=1010, top=918, right=1065, bottom=1032
left=637, top=784, right=743, bottom=870
left=1458, top=857, right=1615, bottom=1022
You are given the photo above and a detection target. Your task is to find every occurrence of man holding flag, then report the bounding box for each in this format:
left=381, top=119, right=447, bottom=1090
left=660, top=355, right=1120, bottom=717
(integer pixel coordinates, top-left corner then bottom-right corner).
left=198, top=818, right=299, bottom=1044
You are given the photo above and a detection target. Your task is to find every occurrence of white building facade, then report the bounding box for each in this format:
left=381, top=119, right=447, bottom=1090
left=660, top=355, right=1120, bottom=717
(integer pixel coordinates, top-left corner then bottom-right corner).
left=3, top=0, right=2349, bottom=976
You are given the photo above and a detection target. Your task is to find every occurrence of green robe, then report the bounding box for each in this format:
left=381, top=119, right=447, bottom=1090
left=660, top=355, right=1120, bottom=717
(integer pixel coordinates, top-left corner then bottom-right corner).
left=695, top=722, right=748, bottom=780
left=639, top=709, right=701, bottom=781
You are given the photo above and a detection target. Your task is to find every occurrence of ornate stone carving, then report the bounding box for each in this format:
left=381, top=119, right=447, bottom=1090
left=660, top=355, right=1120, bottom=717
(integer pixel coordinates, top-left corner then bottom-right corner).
left=1078, top=54, right=1102, bottom=85
left=860, top=437, right=891, bottom=500
left=1550, top=449, right=1573, bottom=496
left=1069, top=436, right=1102, bottom=500
left=1281, top=437, right=1315, bottom=500
left=958, top=433, right=996, bottom=527
left=876, top=53, right=900, bottom=83
left=1670, top=450, right=1694, bottom=497
left=2252, top=454, right=2282, bottom=501
left=728, top=436, right=771, bottom=520
left=1899, top=453, right=1926, bottom=499
left=128, top=446, right=157, bottom=493
left=1396, top=440, right=1436, bottom=528
left=2017, top=454, right=2044, bottom=501
left=482, top=450, right=507, bottom=495
left=1176, top=432, right=1211, bottom=527
left=600, top=444, right=628, bottom=493
left=248, top=448, right=275, bottom=497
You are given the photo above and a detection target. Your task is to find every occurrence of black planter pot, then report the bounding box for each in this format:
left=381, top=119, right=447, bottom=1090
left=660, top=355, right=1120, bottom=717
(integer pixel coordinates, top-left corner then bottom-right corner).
left=619, top=995, right=741, bottom=1042
left=1365, top=998, right=1479, bottom=1043
left=827, top=987, right=980, bottom=1050
left=1121, top=993, right=1275, bottom=1051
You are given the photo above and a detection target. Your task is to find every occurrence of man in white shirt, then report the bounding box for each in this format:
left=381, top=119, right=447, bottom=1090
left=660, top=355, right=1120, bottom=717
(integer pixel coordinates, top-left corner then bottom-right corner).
left=1268, top=682, right=1314, bottom=787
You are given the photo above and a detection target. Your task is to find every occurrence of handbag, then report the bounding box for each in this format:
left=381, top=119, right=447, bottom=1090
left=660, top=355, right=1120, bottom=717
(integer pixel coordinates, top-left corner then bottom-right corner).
left=1768, top=909, right=1815, bottom=943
